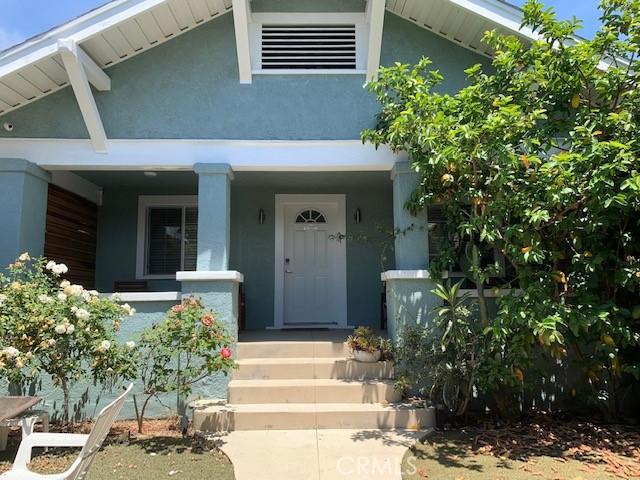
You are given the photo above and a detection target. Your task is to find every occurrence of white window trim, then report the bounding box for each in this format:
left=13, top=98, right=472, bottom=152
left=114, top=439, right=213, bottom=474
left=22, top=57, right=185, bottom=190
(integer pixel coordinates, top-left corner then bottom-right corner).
left=249, top=12, right=369, bottom=75
left=136, top=195, right=198, bottom=280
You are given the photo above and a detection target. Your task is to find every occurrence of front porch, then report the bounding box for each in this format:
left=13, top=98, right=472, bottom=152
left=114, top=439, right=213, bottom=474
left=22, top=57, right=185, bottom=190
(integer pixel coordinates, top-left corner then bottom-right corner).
left=0, top=159, right=441, bottom=338
left=61, top=169, right=401, bottom=331
left=0, top=158, right=440, bottom=417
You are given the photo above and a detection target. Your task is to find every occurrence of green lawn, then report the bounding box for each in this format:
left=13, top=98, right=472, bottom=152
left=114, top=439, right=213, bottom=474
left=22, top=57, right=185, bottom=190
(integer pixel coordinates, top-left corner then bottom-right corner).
left=0, top=429, right=234, bottom=480
left=402, top=423, right=640, bottom=480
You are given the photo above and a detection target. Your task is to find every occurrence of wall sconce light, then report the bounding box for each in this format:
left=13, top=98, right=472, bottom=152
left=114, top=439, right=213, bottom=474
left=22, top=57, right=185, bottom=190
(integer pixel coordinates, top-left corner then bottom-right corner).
left=258, top=208, right=266, bottom=225
left=354, top=208, right=362, bottom=224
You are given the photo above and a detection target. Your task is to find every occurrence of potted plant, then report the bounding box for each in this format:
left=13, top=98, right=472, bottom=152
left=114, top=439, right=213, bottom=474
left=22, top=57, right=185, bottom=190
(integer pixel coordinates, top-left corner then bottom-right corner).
left=346, top=326, right=384, bottom=362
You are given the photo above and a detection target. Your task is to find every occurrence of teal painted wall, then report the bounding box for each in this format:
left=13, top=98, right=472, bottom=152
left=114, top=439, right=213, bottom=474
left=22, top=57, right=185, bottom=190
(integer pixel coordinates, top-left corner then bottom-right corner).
left=230, top=172, right=393, bottom=329
left=181, top=280, right=239, bottom=400
left=0, top=159, right=49, bottom=269
left=91, top=171, right=393, bottom=328
left=0, top=12, right=490, bottom=140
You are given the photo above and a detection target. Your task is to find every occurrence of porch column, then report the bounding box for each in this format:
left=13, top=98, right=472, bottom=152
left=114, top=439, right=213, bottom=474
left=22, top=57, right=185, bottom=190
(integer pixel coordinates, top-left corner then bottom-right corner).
left=391, top=161, right=428, bottom=269
left=194, top=163, right=233, bottom=271
left=179, top=162, right=241, bottom=403
left=384, top=161, right=438, bottom=341
left=0, top=159, right=50, bottom=268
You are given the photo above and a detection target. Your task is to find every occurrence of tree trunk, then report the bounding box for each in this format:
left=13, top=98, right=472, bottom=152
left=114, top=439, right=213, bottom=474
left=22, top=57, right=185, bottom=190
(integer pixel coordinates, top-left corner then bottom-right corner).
left=61, top=379, right=70, bottom=424
left=137, top=395, right=153, bottom=434
left=471, top=243, right=490, bottom=326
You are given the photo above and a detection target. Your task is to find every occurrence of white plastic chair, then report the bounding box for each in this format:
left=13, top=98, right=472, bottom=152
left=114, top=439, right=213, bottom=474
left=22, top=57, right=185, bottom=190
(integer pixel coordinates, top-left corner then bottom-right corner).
left=1, top=384, right=133, bottom=480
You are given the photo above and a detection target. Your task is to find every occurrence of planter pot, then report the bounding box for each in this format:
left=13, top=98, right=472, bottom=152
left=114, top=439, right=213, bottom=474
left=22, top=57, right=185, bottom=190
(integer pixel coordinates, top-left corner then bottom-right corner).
left=351, top=349, right=382, bottom=362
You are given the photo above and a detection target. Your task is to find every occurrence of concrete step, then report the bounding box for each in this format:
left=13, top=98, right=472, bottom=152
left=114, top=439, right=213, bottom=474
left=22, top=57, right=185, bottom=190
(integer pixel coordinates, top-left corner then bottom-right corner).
left=236, top=341, right=349, bottom=360
left=193, top=402, right=435, bottom=432
left=227, top=379, right=401, bottom=404
left=233, top=358, right=394, bottom=380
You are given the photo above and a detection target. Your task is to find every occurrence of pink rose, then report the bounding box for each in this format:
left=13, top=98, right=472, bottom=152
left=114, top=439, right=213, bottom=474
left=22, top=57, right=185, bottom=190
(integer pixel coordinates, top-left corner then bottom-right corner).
left=172, top=304, right=184, bottom=313
left=220, top=347, right=232, bottom=360
left=201, top=313, right=215, bottom=327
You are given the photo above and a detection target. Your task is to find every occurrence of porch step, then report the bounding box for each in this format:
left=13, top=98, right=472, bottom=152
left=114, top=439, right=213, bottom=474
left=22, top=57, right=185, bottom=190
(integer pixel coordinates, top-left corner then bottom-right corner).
left=233, top=357, right=394, bottom=380
left=192, top=402, right=435, bottom=432
left=236, top=341, right=349, bottom=359
left=227, top=379, right=402, bottom=404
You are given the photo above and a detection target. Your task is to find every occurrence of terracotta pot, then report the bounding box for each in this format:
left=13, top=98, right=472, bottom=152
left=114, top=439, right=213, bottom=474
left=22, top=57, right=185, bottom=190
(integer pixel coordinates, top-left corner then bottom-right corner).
left=351, top=349, right=382, bottom=362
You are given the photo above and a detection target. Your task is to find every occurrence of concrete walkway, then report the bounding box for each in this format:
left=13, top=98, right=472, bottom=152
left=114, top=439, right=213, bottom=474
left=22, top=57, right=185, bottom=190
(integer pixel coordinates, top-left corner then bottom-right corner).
left=212, top=429, right=429, bottom=480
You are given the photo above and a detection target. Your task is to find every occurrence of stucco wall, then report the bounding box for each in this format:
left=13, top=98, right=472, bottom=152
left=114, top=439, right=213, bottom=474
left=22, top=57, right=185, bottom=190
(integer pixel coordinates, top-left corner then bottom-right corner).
left=0, top=12, right=490, bottom=140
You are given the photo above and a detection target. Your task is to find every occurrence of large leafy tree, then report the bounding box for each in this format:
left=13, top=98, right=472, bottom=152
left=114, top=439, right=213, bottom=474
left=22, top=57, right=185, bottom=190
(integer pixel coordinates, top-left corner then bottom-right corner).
left=364, top=0, right=640, bottom=415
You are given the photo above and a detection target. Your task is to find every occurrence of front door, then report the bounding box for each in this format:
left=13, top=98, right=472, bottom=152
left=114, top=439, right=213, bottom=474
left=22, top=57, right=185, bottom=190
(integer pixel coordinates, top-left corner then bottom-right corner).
left=274, top=195, right=347, bottom=328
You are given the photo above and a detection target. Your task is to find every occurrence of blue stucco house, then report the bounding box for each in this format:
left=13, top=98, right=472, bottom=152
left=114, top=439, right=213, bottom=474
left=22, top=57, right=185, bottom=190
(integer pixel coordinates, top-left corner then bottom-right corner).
left=0, top=0, right=533, bottom=420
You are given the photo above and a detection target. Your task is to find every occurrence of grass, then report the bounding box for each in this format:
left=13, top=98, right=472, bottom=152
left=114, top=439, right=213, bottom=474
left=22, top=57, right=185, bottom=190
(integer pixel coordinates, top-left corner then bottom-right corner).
left=0, top=419, right=235, bottom=480
left=402, top=418, right=640, bottom=480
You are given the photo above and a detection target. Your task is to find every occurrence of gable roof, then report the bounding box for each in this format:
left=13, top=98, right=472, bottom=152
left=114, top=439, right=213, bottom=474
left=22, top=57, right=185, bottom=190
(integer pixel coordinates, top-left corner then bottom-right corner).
left=0, top=0, right=527, bottom=118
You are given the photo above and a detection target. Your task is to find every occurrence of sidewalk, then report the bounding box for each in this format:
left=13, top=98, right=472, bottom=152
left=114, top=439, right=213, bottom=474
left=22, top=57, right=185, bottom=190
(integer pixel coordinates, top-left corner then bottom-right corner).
left=212, top=429, right=429, bottom=480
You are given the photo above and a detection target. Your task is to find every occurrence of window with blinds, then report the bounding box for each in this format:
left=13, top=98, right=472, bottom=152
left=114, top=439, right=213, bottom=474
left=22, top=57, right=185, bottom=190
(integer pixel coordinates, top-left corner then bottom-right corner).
left=145, top=206, right=197, bottom=276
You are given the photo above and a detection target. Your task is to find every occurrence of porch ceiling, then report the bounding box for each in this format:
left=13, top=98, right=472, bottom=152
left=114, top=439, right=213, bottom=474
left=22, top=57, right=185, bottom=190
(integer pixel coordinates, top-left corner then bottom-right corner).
left=73, top=169, right=197, bottom=189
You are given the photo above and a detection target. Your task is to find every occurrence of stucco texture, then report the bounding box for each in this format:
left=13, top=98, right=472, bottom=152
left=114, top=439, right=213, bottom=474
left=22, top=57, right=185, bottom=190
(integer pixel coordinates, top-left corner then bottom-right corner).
left=0, top=12, right=490, bottom=140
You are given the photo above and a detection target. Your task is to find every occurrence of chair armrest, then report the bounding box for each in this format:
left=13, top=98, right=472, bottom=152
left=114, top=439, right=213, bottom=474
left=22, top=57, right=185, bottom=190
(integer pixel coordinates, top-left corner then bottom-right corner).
left=12, top=433, right=89, bottom=469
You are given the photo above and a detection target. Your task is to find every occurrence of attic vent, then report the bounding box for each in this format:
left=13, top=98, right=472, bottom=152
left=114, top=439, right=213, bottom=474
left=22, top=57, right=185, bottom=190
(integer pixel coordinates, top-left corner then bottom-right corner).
left=261, top=24, right=357, bottom=70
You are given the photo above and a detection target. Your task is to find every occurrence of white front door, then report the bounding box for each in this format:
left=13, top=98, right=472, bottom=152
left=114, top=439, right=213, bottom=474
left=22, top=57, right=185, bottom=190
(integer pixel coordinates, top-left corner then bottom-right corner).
left=274, top=195, right=347, bottom=328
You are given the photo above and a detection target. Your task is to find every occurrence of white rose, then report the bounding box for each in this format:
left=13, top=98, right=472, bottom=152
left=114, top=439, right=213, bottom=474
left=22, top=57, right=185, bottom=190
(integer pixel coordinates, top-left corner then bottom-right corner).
left=45, top=261, right=56, bottom=271
left=75, top=309, right=90, bottom=321
left=66, top=324, right=75, bottom=334
left=0, top=294, right=6, bottom=306
left=122, top=303, right=136, bottom=316
left=54, top=324, right=67, bottom=334
left=88, top=290, right=99, bottom=297
left=52, top=264, right=68, bottom=275
left=70, top=306, right=78, bottom=313
left=110, top=293, right=121, bottom=301
left=57, top=293, right=67, bottom=302
left=97, top=340, right=111, bottom=353
left=18, top=252, right=30, bottom=262
left=48, top=339, right=56, bottom=346
left=1, top=347, right=19, bottom=358
left=38, top=294, right=52, bottom=304
left=60, top=280, right=71, bottom=288
left=81, top=291, right=91, bottom=301
left=126, top=341, right=136, bottom=350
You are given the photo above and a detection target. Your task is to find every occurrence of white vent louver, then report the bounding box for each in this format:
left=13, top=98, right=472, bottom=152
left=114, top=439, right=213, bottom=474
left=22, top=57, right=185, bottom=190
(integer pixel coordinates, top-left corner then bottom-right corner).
left=261, top=24, right=357, bottom=70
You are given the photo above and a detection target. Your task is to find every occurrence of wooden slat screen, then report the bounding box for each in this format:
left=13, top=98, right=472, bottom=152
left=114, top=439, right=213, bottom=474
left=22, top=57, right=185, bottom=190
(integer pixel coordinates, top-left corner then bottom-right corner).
left=44, top=184, right=98, bottom=288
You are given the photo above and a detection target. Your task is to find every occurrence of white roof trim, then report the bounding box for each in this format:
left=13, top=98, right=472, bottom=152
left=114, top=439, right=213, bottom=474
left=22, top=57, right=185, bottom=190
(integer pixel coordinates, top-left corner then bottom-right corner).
left=0, top=138, right=406, bottom=171
left=232, top=0, right=252, bottom=84
left=0, top=0, right=169, bottom=75
left=58, top=39, right=108, bottom=153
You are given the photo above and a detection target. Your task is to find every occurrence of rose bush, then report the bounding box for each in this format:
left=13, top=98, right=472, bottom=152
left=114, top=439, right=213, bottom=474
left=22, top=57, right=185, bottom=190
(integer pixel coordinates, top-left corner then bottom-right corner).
left=0, top=254, right=137, bottom=422
left=134, top=296, right=235, bottom=433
